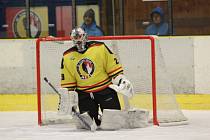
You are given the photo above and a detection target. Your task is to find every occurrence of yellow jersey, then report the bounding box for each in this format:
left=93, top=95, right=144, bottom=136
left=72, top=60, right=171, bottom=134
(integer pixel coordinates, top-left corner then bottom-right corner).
left=61, top=41, right=123, bottom=92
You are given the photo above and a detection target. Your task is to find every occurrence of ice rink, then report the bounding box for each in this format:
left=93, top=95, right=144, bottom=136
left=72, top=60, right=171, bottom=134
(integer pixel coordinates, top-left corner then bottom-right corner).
left=0, top=110, right=210, bottom=140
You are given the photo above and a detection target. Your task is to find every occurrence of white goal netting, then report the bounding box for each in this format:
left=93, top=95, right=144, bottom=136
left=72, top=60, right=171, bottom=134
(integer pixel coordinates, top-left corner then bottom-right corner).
left=36, top=36, right=188, bottom=126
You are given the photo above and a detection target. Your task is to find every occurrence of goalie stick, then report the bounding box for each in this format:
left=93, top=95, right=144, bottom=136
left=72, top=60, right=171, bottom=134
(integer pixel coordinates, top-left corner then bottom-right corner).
left=43, top=77, right=96, bottom=132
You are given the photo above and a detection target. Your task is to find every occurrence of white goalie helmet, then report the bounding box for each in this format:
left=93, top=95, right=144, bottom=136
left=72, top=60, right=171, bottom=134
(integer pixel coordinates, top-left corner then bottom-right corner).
left=71, top=27, right=88, bottom=52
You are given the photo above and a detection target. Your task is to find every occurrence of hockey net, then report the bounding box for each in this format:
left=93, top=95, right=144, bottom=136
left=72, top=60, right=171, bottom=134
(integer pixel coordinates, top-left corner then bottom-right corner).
left=36, top=35, right=188, bottom=126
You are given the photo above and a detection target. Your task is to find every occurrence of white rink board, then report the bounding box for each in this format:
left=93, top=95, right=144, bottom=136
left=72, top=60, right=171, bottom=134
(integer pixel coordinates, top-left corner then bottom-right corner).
left=194, top=36, right=210, bottom=93
left=0, top=39, right=35, bottom=93
left=158, top=37, right=195, bottom=93
left=0, top=36, right=210, bottom=94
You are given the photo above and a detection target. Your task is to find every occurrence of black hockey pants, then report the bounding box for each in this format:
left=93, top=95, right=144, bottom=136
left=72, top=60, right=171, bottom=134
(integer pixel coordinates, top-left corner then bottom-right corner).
left=76, top=87, right=121, bottom=126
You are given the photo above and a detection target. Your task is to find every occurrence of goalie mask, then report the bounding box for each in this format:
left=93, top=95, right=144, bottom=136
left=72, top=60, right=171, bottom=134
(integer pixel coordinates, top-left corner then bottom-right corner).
left=71, top=27, right=88, bottom=52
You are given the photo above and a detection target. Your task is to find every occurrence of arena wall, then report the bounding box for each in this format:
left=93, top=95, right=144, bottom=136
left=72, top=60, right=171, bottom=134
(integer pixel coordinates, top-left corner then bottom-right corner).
left=0, top=36, right=209, bottom=94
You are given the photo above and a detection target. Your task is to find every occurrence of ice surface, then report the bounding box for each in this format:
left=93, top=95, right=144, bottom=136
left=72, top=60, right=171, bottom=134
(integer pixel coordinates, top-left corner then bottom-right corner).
left=0, top=111, right=210, bottom=140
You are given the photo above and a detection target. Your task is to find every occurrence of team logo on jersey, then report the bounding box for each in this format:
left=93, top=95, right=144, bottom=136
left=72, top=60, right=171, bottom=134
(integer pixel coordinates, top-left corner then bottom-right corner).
left=77, top=58, right=95, bottom=79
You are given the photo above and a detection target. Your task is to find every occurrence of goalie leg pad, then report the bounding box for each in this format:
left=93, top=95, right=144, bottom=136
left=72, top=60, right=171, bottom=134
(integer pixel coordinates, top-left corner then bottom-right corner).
left=73, top=112, right=97, bottom=130
left=127, top=109, right=149, bottom=128
left=100, top=109, right=149, bottom=130
left=100, top=109, right=126, bottom=130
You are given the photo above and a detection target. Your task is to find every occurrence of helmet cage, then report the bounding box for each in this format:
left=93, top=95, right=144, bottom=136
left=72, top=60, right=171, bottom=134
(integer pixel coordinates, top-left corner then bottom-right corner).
left=71, top=28, right=87, bottom=52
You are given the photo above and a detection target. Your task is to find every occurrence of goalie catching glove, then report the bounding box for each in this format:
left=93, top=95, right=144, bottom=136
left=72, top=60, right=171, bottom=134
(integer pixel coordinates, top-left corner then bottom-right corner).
left=57, top=88, right=78, bottom=115
left=109, top=74, right=134, bottom=98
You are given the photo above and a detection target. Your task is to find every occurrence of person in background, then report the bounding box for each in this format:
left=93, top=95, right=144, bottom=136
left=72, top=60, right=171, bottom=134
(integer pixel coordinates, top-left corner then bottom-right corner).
left=81, top=8, right=104, bottom=36
left=145, top=7, right=169, bottom=36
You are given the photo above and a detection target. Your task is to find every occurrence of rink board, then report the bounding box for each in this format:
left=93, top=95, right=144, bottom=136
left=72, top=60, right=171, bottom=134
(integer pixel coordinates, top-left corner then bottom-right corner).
left=0, top=94, right=210, bottom=111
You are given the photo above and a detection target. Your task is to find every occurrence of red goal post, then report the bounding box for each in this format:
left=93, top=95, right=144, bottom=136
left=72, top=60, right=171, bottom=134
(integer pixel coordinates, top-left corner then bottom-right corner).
left=36, top=35, right=187, bottom=126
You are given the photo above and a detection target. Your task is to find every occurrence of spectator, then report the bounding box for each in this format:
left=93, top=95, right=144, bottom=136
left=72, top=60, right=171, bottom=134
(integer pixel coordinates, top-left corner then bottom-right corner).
left=81, top=8, right=104, bottom=36
left=145, top=7, right=169, bottom=36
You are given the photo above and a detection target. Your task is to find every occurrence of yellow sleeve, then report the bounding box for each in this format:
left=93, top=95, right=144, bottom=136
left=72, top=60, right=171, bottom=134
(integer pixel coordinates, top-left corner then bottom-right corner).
left=104, top=45, right=123, bottom=78
left=60, top=57, right=76, bottom=91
